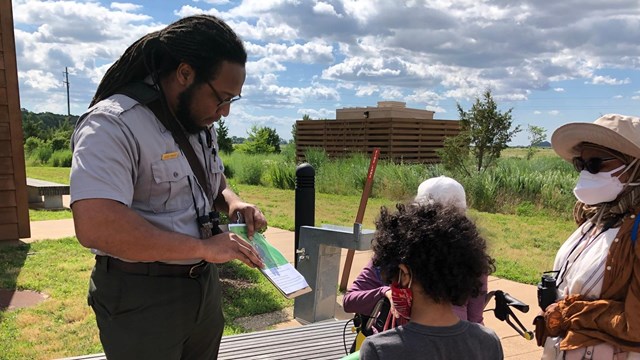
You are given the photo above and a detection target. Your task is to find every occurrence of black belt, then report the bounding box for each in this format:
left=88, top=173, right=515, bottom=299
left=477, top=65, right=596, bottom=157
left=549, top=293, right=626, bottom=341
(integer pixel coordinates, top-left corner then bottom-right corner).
left=95, top=255, right=209, bottom=278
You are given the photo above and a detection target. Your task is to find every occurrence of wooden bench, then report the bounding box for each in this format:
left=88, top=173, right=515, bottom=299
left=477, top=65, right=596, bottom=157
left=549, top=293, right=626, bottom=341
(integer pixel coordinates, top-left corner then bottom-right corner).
left=58, top=319, right=356, bottom=360
left=26, top=178, right=70, bottom=209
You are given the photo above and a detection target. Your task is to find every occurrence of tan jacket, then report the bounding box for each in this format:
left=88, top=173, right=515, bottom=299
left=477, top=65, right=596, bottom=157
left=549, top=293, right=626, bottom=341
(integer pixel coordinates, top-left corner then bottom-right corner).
left=550, top=212, right=640, bottom=352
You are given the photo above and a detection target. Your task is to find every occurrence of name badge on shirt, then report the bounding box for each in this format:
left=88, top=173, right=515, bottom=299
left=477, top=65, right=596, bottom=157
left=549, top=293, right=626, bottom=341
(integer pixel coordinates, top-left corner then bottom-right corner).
left=161, top=151, right=179, bottom=160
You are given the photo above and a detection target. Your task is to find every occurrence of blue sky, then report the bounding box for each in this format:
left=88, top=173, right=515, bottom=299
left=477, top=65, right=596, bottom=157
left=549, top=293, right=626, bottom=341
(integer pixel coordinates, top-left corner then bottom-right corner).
left=12, top=0, right=640, bottom=145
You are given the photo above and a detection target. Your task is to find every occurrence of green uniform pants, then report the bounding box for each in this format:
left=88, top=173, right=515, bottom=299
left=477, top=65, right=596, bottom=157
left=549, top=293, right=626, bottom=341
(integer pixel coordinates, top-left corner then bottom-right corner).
left=88, top=261, right=224, bottom=360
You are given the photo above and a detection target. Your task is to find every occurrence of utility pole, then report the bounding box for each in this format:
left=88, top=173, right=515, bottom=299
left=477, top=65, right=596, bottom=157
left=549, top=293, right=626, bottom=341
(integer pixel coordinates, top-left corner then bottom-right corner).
left=63, top=67, right=70, bottom=116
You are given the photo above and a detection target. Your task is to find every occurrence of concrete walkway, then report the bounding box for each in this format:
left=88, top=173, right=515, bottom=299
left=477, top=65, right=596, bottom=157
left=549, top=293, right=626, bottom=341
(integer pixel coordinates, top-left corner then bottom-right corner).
left=24, top=219, right=542, bottom=359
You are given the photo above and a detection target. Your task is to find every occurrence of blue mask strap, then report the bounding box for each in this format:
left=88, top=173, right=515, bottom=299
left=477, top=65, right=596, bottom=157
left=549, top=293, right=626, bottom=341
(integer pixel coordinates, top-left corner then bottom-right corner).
left=631, top=212, right=640, bottom=247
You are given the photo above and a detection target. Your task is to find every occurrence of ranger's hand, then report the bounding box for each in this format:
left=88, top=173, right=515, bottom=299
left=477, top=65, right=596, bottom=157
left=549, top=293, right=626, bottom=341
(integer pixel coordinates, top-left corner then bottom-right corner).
left=229, top=202, right=267, bottom=238
left=202, top=232, right=264, bottom=268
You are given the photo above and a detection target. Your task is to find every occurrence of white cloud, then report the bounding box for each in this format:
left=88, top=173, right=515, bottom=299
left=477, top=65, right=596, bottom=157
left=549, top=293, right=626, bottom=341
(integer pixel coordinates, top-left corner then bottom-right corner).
left=20, top=69, right=61, bottom=91
left=111, top=2, right=142, bottom=12
left=354, top=85, right=379, bottom=97
left=589, top=75, right=631, bottom=85
left=548, top=110, right=560, bottom=116
left=296, top=107, right=335, bottom=119
left=426, top=105, right=446, bottom=114
left=194, top=0, right=231, bottom=4
left=406, top=89, right=444, bottom=104
left=13, top=0, right=640, bottom=141
left=245, top=41, right=334, bottom=64
left=246, top=58, right=286, bottom=76
left=313, top=2, right=342, bottom=17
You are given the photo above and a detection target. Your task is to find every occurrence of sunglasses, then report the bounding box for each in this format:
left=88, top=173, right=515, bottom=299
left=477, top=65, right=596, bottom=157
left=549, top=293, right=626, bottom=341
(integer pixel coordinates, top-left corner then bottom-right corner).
left=572, top=157, right=618, bottom=174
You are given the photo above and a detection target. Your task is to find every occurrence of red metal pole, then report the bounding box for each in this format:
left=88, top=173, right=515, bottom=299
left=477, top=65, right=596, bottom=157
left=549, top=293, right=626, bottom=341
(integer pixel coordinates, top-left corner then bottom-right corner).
left=339, top=148, right=380, bottom=291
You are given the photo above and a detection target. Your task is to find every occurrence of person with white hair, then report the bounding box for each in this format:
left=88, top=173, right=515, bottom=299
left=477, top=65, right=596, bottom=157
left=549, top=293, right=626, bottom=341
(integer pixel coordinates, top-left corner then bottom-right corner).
left=343, top=176, right=488, bottom=327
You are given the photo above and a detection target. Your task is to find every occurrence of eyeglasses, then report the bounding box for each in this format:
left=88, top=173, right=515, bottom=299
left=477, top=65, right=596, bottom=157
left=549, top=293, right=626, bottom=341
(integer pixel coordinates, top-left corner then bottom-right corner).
left=206, top=82, right=241, bottom=109
left=572, top=156, right=617, bottom=174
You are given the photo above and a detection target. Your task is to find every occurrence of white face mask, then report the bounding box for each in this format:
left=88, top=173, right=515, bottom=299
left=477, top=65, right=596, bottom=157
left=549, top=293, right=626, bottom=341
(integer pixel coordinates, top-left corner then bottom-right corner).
left=573, top=163, right=634, bottom=205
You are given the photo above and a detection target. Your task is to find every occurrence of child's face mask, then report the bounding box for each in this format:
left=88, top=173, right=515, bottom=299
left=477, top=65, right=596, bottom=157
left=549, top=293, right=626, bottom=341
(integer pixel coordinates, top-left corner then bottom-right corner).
left=390, top=271, right=413, bottom=320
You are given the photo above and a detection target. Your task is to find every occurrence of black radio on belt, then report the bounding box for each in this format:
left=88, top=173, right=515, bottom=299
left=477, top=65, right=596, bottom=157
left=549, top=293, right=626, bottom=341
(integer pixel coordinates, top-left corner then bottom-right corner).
left=197, top=211, right=222, bottom=239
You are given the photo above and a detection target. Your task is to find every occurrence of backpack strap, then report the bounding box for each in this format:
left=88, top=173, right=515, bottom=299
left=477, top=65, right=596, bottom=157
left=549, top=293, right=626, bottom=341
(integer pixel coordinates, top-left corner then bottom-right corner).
left=117, top=82, right=160, bottom=105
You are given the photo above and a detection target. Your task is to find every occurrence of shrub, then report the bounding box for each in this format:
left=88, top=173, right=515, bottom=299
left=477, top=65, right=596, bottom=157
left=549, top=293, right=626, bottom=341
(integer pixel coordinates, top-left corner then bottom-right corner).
left=280, top=143, right=297, bottom=164
left=223, top=162, right=234, bottom=179
left=50, top=149, right=73, bottom=167
left=267, top=162, right=295, bottom=190
left=303, top=148, right=328, bottom=171
left=24, top=137, right=44, bottom=156
left=231, top=154, right=264, bottom=185
left=50, top=137, right=70, bottom=151
left=32, top=143, right=53, bottom=165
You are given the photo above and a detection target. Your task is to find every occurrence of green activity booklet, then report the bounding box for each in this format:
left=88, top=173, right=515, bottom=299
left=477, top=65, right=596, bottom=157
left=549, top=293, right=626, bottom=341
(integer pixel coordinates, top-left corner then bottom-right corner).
left=229, top=224, right=312, bottom=299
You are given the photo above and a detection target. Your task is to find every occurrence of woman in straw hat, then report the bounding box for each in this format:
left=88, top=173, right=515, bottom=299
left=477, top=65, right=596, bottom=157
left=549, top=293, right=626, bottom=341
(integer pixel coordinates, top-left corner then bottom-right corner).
left=541, top=114, right=640, bottom=359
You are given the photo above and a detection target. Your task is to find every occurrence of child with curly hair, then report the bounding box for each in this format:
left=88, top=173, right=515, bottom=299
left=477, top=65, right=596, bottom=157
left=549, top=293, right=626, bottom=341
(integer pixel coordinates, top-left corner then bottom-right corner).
left=359, top=202, right=503, bottom=360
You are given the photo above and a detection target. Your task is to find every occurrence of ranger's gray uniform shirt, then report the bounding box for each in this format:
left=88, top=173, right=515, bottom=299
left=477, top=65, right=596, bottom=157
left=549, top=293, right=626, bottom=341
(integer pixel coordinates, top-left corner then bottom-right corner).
left=70, top=94, right=224, bottom=264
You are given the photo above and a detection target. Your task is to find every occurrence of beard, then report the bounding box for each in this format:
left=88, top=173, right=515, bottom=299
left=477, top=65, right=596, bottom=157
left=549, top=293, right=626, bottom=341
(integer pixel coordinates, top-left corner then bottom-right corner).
left=175, top=83, right=207, bottom=134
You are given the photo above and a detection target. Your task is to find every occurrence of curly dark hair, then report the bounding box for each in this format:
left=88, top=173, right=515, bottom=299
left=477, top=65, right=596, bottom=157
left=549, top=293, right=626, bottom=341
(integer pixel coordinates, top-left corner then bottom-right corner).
left=372, top=202, right=495, bottom=306
left=91, top=14, right=247, bottom=106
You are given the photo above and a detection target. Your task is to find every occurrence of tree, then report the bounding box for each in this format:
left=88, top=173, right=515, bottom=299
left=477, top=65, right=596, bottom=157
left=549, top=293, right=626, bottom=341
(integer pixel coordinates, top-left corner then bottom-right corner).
left=439, top=132, right=472, bottom=175
left=237, top=125, right=282, bottom=154
left=291, top=122, right=297, bottom=145
left=230, top=136, right=246, bottom=144
left=440, top=90, right=521, bottom=174
left=526, top=124, right=547, bottom=160
left=216, top=118, right=234, bottom=154
left=291, top=114, right=310, bottom=146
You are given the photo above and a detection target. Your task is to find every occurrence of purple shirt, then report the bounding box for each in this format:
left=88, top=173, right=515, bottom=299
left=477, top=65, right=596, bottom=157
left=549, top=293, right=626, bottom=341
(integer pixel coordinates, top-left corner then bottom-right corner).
left=343, top=260, right=488, bottom=324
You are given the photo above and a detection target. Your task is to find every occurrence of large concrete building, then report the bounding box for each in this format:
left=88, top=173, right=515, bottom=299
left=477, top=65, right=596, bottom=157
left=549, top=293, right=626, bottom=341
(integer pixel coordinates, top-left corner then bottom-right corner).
left=296, top=101, right=459, bottom=164
left=336, top=101, right=435, bottom=120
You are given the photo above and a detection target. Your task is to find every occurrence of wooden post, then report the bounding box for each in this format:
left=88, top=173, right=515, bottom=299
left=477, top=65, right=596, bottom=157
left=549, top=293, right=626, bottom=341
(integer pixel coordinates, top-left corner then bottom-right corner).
left=339, top=148, right=380, bottom=291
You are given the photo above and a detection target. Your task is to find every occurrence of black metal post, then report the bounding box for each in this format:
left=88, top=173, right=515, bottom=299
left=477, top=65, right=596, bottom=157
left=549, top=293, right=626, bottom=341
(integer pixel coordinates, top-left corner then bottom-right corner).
left=295, top=163, right=315, bottom=267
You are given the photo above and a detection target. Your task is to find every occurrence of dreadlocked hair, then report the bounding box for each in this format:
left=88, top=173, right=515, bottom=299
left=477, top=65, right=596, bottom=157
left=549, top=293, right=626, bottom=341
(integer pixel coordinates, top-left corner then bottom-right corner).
left=90, top=14, right=247, bottom=107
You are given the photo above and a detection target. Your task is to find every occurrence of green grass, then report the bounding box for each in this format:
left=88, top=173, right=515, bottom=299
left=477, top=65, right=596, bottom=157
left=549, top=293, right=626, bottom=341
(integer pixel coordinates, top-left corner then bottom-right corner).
left=21, top=166, right=573, bottom=284
left=25, top=166, right=70, bottom=185
left=0, top=239, right=290, bottom=359
left=28, top=209, right=73, bottom=221
left=469, top=210, right=575, bottom=284
left=238, top=184, right=574, bottom=285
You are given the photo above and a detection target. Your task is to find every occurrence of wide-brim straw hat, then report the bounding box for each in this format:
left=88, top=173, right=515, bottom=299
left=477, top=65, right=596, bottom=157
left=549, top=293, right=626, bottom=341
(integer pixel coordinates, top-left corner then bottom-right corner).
left=551, top=114, right=640, bottom=161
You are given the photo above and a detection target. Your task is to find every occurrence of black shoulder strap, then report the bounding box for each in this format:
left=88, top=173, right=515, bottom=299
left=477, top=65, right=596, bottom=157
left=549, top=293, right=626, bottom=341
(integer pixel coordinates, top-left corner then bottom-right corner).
left=117, top=82, right=213, bottom=202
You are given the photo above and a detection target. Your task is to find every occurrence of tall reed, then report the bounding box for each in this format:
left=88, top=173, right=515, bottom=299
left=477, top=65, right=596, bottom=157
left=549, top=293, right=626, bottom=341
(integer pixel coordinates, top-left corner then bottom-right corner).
left=220, top=149, right=577, bottom=219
